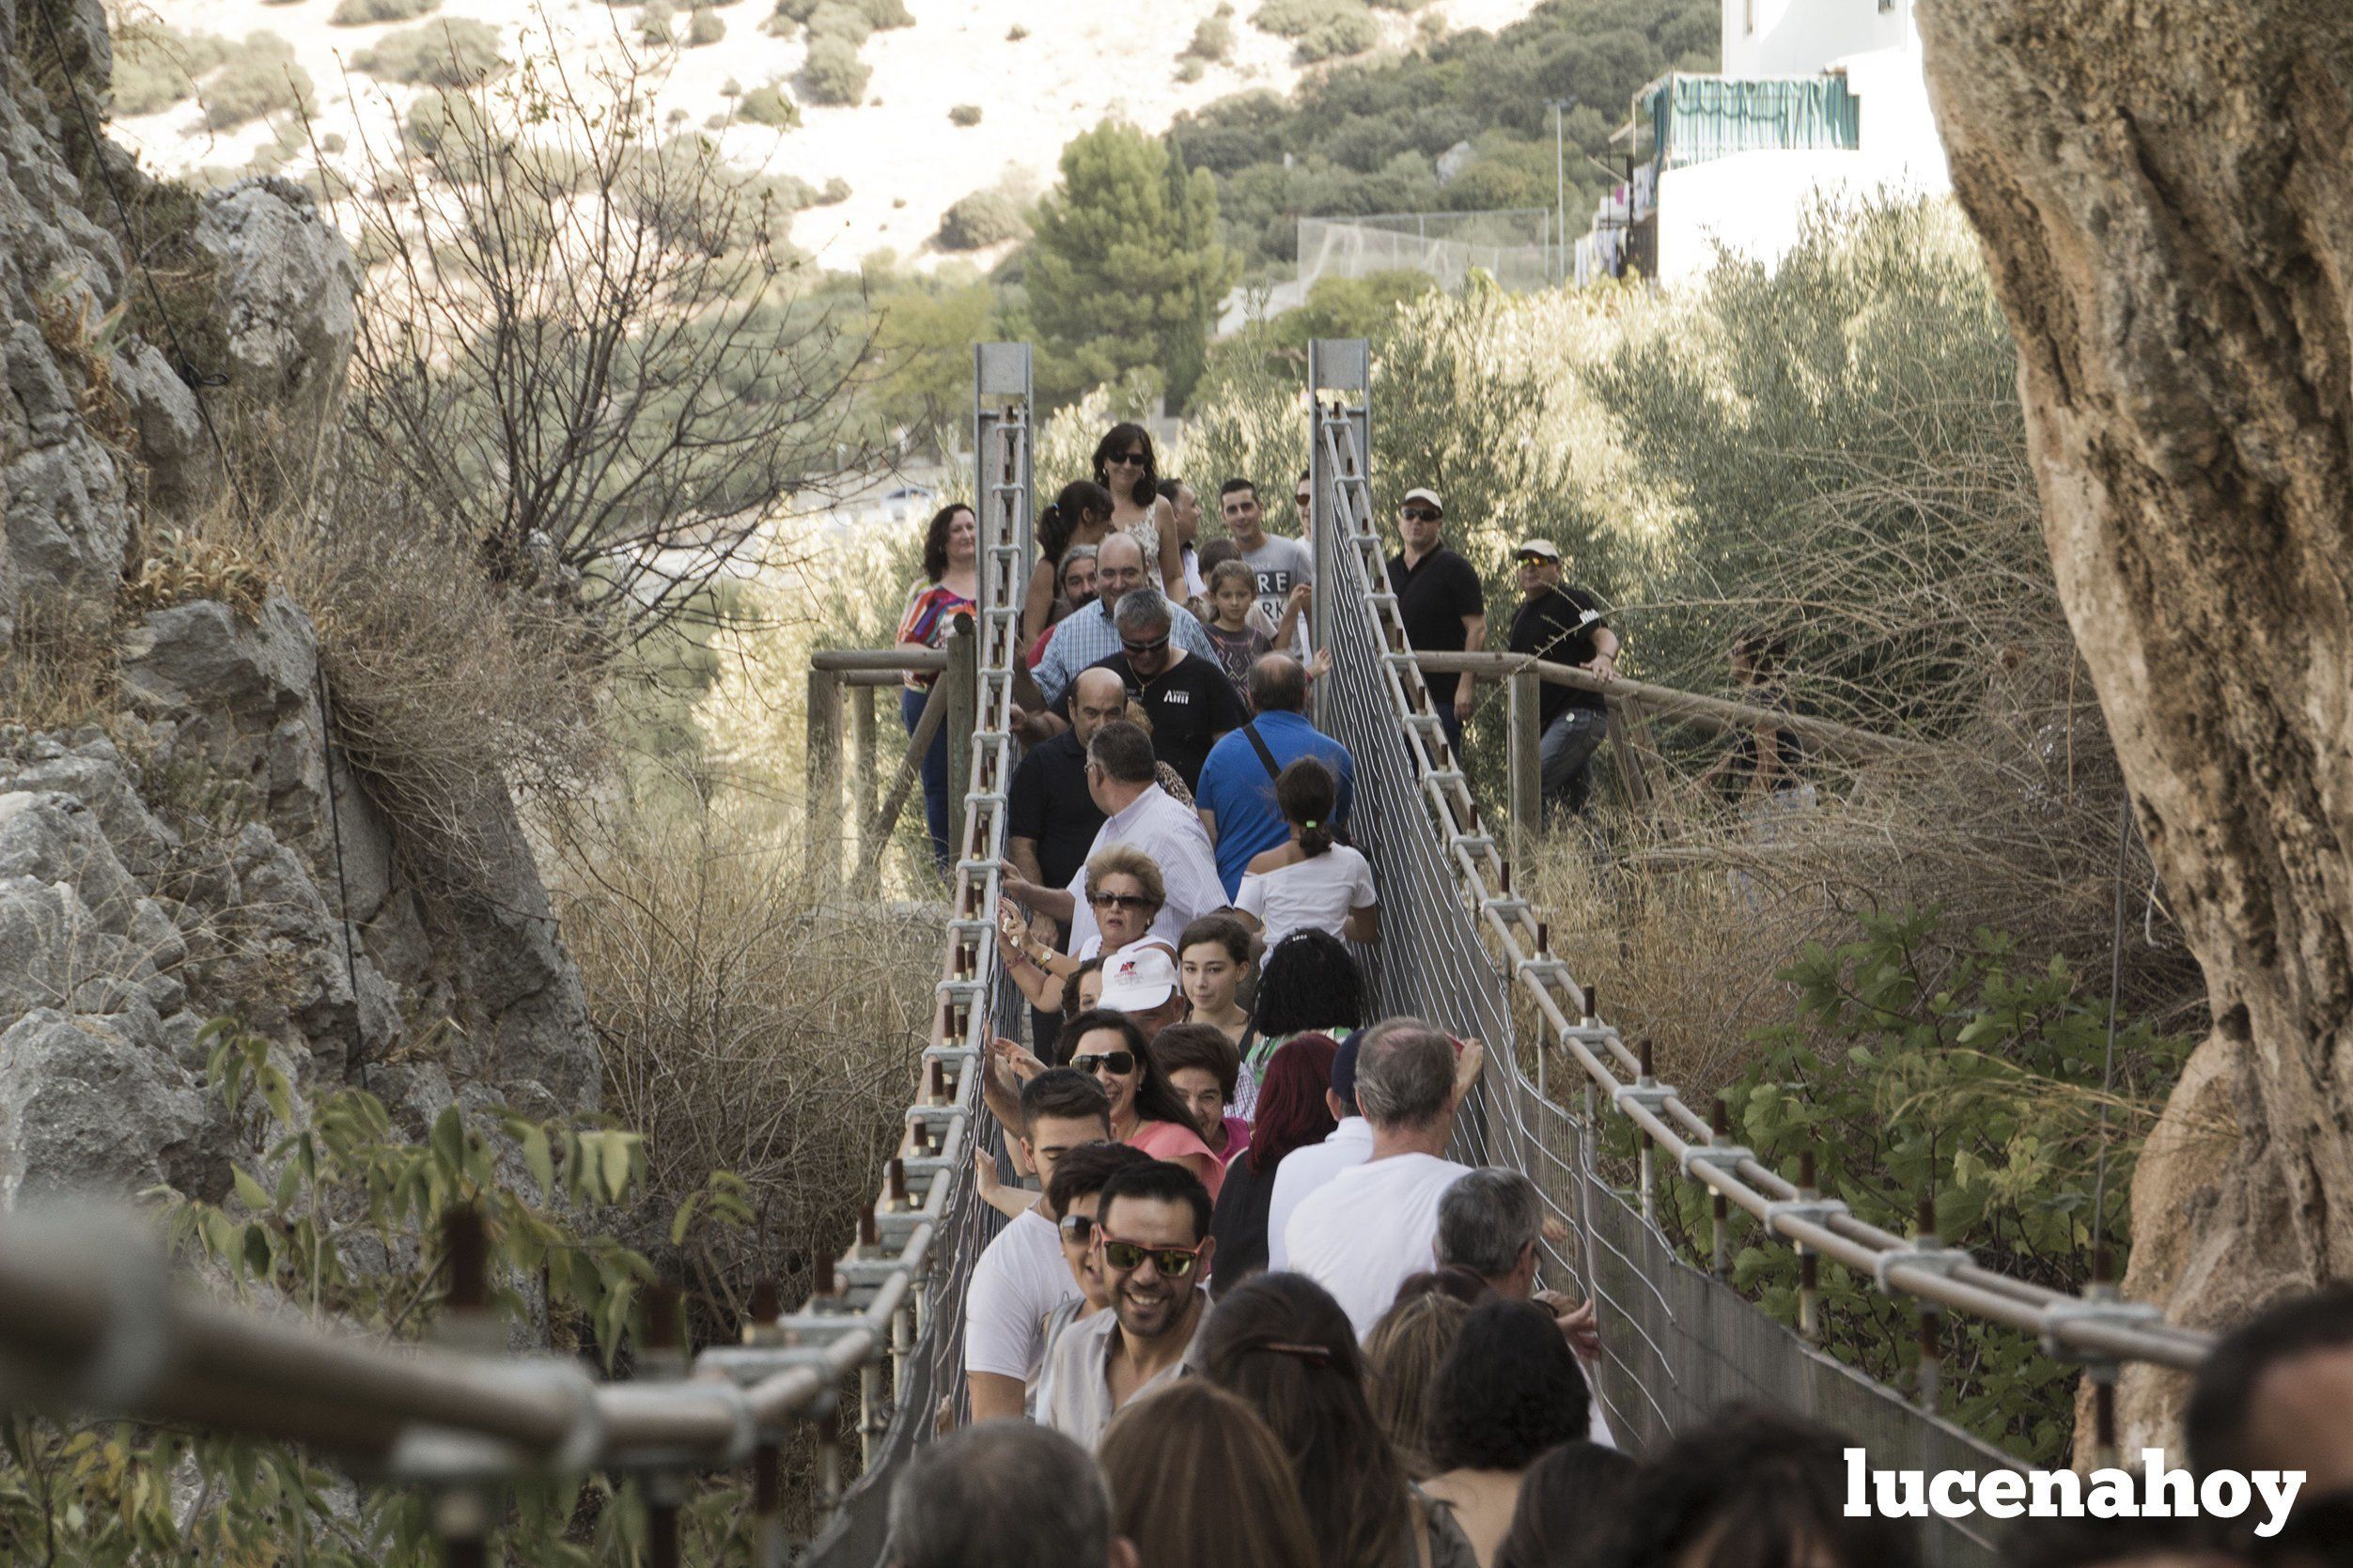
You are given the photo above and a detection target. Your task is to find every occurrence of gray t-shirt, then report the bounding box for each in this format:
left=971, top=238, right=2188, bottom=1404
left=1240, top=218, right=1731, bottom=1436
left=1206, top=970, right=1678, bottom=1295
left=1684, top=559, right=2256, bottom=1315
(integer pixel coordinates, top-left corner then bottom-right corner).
left=1241, top=534, right=1316, bottom=647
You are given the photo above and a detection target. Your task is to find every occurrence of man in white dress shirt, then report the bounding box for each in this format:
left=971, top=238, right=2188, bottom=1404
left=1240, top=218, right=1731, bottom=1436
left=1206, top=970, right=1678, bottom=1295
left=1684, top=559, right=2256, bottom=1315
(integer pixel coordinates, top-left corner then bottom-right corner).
left=1264, top=1028, right=1374, bottom=1272
left=1004, top=721, right=1226, bottom=954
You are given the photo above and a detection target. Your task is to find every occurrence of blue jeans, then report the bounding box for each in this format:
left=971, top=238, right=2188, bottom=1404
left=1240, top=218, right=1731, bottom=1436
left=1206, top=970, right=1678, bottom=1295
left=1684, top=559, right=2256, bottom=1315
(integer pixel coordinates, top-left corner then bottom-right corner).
left=901, top=685, right=951, bottom=874
left=1538, top=706, right=1609, bottom=817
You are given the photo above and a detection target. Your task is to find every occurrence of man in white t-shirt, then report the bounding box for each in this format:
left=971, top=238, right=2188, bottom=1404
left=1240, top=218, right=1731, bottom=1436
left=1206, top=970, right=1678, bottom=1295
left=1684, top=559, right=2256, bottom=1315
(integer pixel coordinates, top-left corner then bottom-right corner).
left=1284, top=1018, right=1474, bottom=1339
left=966, top=1069, right=1113, bottom=1421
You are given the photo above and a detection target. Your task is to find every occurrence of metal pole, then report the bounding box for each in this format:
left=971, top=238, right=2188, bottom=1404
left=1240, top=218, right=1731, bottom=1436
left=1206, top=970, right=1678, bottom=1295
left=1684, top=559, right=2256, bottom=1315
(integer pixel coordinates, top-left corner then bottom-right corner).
left=943, top=620, right=977, bottom=864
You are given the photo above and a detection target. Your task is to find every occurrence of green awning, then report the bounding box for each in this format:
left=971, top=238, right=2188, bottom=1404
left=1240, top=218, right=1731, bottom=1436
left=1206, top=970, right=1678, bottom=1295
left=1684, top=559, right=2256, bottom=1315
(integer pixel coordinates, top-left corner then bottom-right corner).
left=1644, top=74, right=1862, bottom=171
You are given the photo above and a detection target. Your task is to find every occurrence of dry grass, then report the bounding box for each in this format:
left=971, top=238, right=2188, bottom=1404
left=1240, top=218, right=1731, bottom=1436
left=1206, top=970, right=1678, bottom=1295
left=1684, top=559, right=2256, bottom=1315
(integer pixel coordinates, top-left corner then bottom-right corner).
left=548, top=792, right=940, bottom=1312
left=1, top=593, right=120, bottom=735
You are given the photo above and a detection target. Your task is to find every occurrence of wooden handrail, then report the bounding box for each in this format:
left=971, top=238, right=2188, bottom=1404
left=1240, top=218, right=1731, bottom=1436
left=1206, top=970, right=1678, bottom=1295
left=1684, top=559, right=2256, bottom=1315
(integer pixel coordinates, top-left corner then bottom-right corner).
left=811, top=648, right=947, bottom=673
left=1413, top=651, right=1929, bottom=760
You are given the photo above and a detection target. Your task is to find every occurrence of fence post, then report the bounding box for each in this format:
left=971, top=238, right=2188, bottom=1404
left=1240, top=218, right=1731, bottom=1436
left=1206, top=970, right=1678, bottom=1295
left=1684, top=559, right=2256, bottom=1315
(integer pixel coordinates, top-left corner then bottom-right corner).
left=1509, top=668, right=1543, bottom=849
left=852, top=683, right=880, bottom=887
left=943, top=620, right=977, bottom=863
left=805, top=669, right=842, bottom=881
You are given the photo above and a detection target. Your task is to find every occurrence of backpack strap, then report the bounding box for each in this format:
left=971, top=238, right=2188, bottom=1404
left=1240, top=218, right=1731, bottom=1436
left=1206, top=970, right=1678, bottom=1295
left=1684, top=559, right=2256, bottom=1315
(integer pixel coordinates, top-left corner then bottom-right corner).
left=1243, top=720, right=1281, bottom=782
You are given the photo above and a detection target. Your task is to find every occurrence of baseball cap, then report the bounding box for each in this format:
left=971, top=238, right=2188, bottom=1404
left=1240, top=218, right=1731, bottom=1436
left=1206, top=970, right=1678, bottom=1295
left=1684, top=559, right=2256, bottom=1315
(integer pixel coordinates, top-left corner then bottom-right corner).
left=1514, top=538, right=1562, bottom=562
left=1332, top=1029, right=1366, bottom=1114
left=1401, top=487, right=1444, bottom=513
left=1099, top=944, right=1179, bottom=1013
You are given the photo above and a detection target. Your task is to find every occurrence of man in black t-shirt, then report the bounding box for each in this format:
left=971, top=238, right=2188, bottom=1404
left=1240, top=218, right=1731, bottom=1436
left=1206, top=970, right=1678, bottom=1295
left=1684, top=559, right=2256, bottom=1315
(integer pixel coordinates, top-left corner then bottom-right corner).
left=1006, top=665, right=1130, bottom=1050
left=1385, top=486, right=1488, bottom=759
left=1044, top=591, right=1248, bottom=791
left=1506, top=538, right=1620, bottom=816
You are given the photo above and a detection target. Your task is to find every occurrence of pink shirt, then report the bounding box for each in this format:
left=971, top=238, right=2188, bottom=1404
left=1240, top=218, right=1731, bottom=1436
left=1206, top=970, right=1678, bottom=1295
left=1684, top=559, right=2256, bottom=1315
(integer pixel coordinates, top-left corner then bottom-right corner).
left=1219, top=1116, right=1254, bottom=1168
left=1129, top=1118, right=1226, bottom=1201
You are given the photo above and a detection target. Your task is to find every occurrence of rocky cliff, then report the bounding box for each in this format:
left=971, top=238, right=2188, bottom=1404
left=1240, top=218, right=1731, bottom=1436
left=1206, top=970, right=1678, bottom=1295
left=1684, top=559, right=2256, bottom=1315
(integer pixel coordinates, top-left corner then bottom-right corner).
left=1, top=0, right=598, bottom=1207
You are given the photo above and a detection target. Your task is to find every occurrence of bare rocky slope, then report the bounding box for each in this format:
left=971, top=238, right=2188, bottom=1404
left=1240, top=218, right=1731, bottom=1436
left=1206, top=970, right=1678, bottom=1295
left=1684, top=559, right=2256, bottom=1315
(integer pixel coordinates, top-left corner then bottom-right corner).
left=1, top=0, right=596, bottom=1207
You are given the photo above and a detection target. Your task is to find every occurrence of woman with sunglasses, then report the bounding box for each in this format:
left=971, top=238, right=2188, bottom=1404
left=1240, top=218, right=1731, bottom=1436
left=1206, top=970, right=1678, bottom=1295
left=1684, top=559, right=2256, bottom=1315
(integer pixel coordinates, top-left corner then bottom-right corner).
left=1001, top=845, right=1170, bottom=1017
left=1023, top=479, right=1116, bottom=647
left=1094, top=422, right=1186, bottom=600
left=1058, top=1009, right=1224, bottom=1200
left=894, top=503, right=979, bottom=873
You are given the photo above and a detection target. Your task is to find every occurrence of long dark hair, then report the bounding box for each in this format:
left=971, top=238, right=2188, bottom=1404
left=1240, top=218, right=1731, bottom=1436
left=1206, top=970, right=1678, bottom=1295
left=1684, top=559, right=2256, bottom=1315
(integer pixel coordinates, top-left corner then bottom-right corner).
left=1247, top=1033, right=1339, bottom=1177
left=1039, top=479, right=1114, bottom=567
left=1093, top=422, right=1161, bottom=508
left=1275, top=758, right=1337, bottom=857
left=1057, top=1007, right=1198, bottom=1131
left=1254, top=931, right=1366, bottom=1038
left=1494, top=1442, right=1638, bottom=1568
left=1199, top=1273, right=1416, bottom=1568
left=922, top=503, right=974, bottom=582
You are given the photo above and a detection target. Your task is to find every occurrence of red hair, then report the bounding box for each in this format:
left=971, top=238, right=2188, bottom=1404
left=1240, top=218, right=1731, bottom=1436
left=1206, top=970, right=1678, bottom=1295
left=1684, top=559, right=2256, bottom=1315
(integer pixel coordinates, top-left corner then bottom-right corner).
left=1248, top=1033, right=1341, bottom=1176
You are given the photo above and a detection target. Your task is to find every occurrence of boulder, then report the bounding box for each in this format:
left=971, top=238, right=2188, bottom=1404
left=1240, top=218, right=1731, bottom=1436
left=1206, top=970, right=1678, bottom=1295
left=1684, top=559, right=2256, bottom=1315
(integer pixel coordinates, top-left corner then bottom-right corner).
left=192, top=180, right=360, bottom=438
left=0, top=1006, right=231, bottom=1207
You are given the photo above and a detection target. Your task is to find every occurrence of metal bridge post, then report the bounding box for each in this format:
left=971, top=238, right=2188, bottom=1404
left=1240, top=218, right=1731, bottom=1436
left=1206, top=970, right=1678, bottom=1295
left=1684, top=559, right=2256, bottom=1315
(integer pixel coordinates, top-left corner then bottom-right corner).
left=943, top=620, right=977, bottom=862
left=974, top=343, right=1036, bottom=628
left=1307, top=338, right=1371, bottom=735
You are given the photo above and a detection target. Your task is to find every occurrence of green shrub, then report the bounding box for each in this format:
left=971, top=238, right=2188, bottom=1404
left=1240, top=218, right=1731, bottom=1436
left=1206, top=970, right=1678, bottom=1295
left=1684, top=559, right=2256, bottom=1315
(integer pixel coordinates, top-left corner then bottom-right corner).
left=1006, top=22, right=1028, bottom=39
left=818, top=176, right=850, bottom=204
left=772, top=0, right=821, bottom=21
left=937, top=188, right=1023, bottom=251
left=328, top=0, right=440, bottom=23
left=402, top=86, right=506, bottom=158
left=737, top=83, right=800, bottom=127
left=1293, top=7, right=1378, bottom=60
left=354, top=18, right=505, bottom=85
left=1252, top=0, right=1370, bottom=43
left=110, top=22, right=232, bottom=116
left=799, top=35, right=869, bottom=104
left=803, top=1, right=871, bottom=46
left=1184, top=9, right=1235, bottom=60
left=1176, top=56, right=1205, bottom=83
left=948, top=102, right=981, bottom=127
left=639, top=0, right=674, bottom=42
left=854, top=0, right=913, bottom=26
left=200, top=34, right=317, bottom=131
left=686, top=7, right=725, bottom=44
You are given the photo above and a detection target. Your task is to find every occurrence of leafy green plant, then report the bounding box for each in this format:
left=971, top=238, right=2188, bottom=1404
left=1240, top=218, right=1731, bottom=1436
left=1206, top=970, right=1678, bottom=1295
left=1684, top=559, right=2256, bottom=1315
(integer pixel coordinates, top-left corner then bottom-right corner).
left=1185, top=8, right=1235, bottom=61
left=109, top=21, right=232, bottom=116
left=800, top=35, right=870, bottom=104
left=948, top=102, right=981, bottom=127
left=737, top=82, right=800, bottom=127
left=199, top=34, right=317, bottom=131
left=803, top=1, right=871, bottom=46
left=686, top=7, right=725, bottom=45
left=329, top=0, right=442, bottom=23
left=937, top=188, right=1023, bottom=251
left=1655, top=909, right=2189, bottom=1463
left=354, top=18, right=506, bottom=85
left=0, top=1019, right=756, bottom=1564
left=1251, top=0, right=1375, bottom=61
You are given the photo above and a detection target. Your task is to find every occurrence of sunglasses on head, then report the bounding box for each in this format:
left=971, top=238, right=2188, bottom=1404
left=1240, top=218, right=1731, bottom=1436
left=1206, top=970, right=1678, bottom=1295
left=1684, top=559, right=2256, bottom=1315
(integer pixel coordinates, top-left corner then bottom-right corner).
left=1089, top=892, right=1154, bottom=912
left=1401, top=506, right=1441, bottom=521
left=1071, top=1049, right=1137, bottom=1076
left=1099, top=1235, right=1204, bottom=1279
left=1058, top=1212, right=1097, bottom=1245
left=1120, top=634, right=1170, bottom=656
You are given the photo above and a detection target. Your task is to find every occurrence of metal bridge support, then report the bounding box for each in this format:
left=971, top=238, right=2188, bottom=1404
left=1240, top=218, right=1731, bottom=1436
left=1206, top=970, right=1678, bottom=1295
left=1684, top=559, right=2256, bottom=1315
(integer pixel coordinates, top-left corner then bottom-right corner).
left=974, top=344, right=1035, bottom=636
left=1307, top=338, right=1371, bottom=736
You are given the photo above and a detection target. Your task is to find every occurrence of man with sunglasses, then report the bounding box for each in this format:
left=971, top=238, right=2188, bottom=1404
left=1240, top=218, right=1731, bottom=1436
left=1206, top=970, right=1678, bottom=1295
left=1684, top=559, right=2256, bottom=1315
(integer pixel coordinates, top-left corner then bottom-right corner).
left=967, top=1070, right=1114, bottom=1422
left=1506, top=537, right=1618, bottom=818
left=1386, top=487, right=1488, bottom=759
left=1032, top=534, right=1222, bottom=706
left=1038, top=1160, right=1217, bottom=1449
left=1032, top=1141, right=1156, bottom=1421
left=1036, top=591, right=1248, bottom=792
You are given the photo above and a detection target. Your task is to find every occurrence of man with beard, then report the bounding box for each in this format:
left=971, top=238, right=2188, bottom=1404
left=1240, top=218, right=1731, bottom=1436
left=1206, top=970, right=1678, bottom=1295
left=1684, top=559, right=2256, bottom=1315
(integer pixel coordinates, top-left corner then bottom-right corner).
left=1038, top=1160, right=1216, bottom=1449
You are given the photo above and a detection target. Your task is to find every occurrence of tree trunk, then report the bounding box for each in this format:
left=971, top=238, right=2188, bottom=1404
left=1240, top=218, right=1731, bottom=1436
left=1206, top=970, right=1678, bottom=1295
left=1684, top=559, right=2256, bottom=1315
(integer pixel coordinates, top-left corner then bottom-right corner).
left=1916, top=1, right=2353, bottom=1449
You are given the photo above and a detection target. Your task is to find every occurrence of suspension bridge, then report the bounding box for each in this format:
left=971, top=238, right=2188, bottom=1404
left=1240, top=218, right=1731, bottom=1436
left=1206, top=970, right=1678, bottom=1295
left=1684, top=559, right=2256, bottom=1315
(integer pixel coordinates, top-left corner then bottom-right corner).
left=0, top=341, right=2214, bottom=1565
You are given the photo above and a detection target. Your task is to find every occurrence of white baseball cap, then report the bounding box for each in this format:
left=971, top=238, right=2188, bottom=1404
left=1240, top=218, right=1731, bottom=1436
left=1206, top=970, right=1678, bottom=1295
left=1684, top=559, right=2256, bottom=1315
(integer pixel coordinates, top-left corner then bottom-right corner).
left=1402, top=487, right=1444, bottom=513
left=1099, top=943, right=1179, bottom=1013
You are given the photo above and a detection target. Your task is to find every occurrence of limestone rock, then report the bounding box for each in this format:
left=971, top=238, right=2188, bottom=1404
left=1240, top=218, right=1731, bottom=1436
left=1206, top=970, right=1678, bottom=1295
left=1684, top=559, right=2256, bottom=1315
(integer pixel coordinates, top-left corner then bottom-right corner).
left=0, top=1006, right=231, bottom=1207
left=192, top=180, right=360, bottom=437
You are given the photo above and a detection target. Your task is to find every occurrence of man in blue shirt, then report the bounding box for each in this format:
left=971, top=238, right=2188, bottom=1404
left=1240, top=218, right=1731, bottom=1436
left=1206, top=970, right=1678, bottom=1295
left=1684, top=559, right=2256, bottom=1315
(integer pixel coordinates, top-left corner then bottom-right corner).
left=1193, top=654, right=1355, bottom=898
left=1033, top=534, right=1220, bottom=704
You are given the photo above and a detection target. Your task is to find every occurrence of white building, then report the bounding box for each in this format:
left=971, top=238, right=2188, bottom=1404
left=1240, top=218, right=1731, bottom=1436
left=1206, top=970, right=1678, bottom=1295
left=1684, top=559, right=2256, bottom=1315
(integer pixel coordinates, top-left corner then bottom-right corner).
left=1578, top=0, right=1951, bottom=287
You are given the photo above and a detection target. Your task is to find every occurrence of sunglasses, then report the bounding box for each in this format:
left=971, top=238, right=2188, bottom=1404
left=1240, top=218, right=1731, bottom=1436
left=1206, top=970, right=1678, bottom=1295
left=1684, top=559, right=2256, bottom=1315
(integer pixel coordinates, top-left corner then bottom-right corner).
left=1088, top=892, right=1155, bottom=912
left=1401, top=506, right=1441, bottom=521
left=1058, top=1212, right=1098, bottom=1246
left=1120, top=635, right=1170, bottom=656
left=1515, top=552, right=1555, bottom=565
left=1109, top=449, right=1148, bottom=465
left=1071, top=1049, right=1137, bottom=1076
left=1099, top=1235, right=1204, bottom=1279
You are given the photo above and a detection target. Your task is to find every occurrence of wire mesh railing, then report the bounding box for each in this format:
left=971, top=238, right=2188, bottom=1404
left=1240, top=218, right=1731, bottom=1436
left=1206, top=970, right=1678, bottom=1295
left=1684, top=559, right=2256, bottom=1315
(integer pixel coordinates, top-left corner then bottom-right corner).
left=1299, top=337, right=2211, bottom=1563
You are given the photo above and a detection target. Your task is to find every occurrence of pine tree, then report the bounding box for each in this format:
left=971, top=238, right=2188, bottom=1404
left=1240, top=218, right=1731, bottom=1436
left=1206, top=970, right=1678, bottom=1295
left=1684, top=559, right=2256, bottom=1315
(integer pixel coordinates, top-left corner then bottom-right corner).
left=1024, top=122, right=1239, bottom=411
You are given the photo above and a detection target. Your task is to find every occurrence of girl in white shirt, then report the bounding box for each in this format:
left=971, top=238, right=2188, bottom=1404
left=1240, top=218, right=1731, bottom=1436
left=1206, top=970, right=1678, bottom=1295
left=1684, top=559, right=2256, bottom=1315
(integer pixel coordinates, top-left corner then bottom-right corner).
left=1235, top=758, right=1379, bottom=949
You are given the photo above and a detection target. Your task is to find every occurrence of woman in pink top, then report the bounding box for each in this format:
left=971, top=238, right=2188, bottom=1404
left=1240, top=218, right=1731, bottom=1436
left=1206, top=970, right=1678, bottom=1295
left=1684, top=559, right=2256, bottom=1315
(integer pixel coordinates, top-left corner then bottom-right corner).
left=1061, top=1010, right=1224, bottom=1201
left=1150, top=1022, right=1253, bottom=1169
